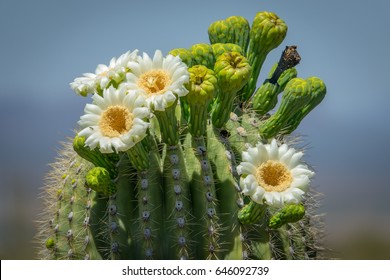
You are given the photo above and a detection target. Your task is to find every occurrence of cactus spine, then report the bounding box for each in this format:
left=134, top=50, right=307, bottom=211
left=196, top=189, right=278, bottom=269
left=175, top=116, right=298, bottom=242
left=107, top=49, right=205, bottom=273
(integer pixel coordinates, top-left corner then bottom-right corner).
left=38, top=10, right=326, bottom=260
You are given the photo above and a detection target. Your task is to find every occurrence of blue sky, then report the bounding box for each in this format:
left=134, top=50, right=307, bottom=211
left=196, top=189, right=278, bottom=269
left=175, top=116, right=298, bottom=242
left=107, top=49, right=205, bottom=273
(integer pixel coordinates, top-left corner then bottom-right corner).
left=0, top=0, right=389, bottom=258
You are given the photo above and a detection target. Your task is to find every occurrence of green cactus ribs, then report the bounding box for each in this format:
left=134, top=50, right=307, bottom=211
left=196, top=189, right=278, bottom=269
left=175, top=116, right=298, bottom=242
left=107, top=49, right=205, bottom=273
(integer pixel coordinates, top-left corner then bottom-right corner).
left=38, top=9, right=327, bottom=260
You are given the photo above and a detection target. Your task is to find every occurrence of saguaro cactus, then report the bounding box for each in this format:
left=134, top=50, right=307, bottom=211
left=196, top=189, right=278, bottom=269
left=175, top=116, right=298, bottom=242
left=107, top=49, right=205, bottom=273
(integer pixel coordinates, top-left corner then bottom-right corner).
left=37, top=10, right=326, bottom=260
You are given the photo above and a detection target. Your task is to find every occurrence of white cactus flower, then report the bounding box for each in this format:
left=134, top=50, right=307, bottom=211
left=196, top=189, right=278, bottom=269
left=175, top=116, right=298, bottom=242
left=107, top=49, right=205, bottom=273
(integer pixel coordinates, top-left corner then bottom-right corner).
left=78, top=86, right=150, bottom=153
left=124, top=50, right=189, bottom=111
left=237, top=139, right=314, bottom=208
left=70, top=50, right=139, bottom=96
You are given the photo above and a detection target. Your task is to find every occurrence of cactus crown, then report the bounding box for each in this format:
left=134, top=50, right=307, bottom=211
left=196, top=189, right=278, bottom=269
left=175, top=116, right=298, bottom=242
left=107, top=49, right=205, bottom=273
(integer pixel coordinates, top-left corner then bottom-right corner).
left=38, top=10, right=326, bottom=260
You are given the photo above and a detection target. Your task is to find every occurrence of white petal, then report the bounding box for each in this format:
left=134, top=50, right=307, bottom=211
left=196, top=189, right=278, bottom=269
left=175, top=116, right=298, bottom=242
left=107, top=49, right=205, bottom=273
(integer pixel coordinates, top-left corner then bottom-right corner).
left=133, top=107, right=150, bottom=119
left=152, top=50, right=164, bottom=69
left=84, top=103, right=102, bottom=115
left=279, top=148, right=295, bottom=166
left=290, top=176, right=310, bottom=191
left=99, top=137, right=114, bottom=153
left=264, top=192, right=283, bottom=208
left=267, top=139, right=279, bottom=160
left=110, top=137, right=127, bottom=152
left=95, top=64, right=108, bottom=74
left=237, top=162, right=256, bottom=176
left=127, top=62, right=142, bottom=76
left=251, top=188, right=265, bottom=204
left=291, top=165, right=314, bottom=178
left=141, top=52, right=153, bottom=71
left=240, top=175, right=258, bottom=196
left=280, top=190, right=299, bottom=204
left=173, top=86, right=189, bottom=97
left=79, top=114, right=100, bottom=126
left=288, top=151, right=304, bottom=169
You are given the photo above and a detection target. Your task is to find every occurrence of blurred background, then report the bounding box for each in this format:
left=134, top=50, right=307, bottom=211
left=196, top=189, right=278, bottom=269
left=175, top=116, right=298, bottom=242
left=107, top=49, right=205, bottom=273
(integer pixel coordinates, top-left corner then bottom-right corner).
left=0, top=0, right=389, bottom=259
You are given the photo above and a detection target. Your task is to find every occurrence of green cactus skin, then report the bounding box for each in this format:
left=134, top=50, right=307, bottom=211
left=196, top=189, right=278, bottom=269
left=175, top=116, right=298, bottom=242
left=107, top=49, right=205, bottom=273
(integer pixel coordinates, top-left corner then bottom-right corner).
left=38, top=115, right=324, bottom=259
left=37, top=11, right=327, bottom=260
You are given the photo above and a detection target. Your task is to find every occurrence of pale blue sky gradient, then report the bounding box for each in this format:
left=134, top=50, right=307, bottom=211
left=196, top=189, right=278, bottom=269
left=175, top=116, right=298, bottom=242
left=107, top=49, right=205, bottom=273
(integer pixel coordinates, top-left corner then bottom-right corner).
left=0, top=0, right=389, bottom=258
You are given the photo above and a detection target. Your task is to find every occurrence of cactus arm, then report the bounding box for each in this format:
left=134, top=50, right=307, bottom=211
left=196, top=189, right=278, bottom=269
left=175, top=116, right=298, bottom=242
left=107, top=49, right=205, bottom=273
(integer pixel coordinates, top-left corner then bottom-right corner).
left=71, top=166, right=105, bottom=260
left=59, top=162, right=100, bottom=260
left=53, top=175, right=76, bottom=259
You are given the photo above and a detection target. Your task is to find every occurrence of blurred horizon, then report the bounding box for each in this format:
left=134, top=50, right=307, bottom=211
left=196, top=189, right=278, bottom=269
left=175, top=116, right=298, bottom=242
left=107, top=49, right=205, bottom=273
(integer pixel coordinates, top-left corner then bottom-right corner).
left=1, top=0, right=389, bottom=259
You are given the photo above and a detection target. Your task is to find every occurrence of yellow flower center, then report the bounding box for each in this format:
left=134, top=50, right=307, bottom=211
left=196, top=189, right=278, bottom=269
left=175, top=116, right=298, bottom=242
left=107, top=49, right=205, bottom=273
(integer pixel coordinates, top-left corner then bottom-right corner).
left=137, top=69, right=171, bottom=95
left=255, top=160, right=293, bottom=192
left=99, top=105, right=133, bottom=137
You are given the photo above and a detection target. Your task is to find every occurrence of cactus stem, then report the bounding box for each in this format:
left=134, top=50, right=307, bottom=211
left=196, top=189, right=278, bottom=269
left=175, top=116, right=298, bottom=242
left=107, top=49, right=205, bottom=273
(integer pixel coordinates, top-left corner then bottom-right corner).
left=163, top=144, right=192, bottom=259
left=154, top=103, right=179, bottom=146
left=207, top=125, right=243, bottom=259
left=126, top=140, right=149, bottom=171
left=185, top=135, right=221, bottom=259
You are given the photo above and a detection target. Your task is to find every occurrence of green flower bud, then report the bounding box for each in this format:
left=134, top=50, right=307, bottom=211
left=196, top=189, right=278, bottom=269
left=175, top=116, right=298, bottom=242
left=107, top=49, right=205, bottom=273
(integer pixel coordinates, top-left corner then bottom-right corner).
left=189, top=43, right=215, bottom=69
left=238, top=201, right=267, bottom=225
left=211, top=43, right=243, bottom=59
left=259, top=77, right=312, bottom=139
left=212, top=52, right=251, bottom=128
left=214, top=52, right=251, bottom=93
left=86, top=167, right=117, bottom=196
left=186, top=65, right=218, bottom=106
left=208, top=16, right=250, bottom=54
left=268, top=204, right=306, bottom=229
left=253, top=63, right=297, bottom=115
left=283, top=77, right=326, bottom=134
left=73, top=135, right=118, bottom=177
left=249, top=11, right=288, bottom=56
left=243, top=11, right=288, bottom=100
left=185, top=65, right=218, bottom=136
left=169, top=48, right=193, bottom=67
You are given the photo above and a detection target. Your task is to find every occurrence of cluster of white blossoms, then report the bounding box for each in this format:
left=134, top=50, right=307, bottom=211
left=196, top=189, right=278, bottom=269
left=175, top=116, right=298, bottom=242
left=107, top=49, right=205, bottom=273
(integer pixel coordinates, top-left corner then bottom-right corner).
left=74, top=49, right=189, bottom=153
left=70, top=50, right=139, bottom=96
left=237, top=139, right=314, bottom=208
left=72, top=49, right=313, bottom=208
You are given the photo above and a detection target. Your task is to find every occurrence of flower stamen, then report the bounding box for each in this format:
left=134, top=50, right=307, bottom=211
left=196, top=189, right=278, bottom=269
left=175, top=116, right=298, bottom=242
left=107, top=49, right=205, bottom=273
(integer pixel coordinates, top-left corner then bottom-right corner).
left=99, top=105, right=133, bottom=137
left=137, top=70, right=171, bottom=95
left=255, top=160, right=292, bottom=192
